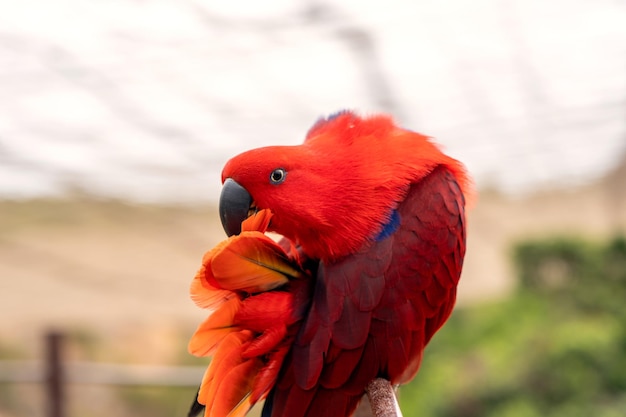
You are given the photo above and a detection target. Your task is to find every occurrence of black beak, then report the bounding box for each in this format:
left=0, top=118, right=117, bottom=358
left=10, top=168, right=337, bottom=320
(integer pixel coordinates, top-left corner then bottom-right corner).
left=219, top=178, right=253, bottom=236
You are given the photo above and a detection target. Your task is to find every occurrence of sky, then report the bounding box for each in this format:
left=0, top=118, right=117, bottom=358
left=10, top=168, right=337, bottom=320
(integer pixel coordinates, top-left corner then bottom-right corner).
left=0, top=0, right=624, bottom=202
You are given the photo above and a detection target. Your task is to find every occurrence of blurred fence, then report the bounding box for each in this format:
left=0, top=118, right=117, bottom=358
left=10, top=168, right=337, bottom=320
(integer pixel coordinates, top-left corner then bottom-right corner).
left=0, top=331, right=204, bottom=417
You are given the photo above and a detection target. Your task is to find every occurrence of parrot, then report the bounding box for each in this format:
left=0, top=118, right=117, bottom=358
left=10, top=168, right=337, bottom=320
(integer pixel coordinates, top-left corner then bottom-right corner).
left=188, top=110, right=471, bottom=417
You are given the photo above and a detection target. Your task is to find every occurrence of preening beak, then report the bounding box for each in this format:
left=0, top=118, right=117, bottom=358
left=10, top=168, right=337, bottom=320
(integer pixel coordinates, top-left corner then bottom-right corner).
left=219, top=178, right=253, bottom=236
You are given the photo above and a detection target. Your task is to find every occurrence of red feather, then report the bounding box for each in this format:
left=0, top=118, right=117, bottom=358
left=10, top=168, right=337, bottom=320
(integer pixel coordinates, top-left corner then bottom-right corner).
left=188, top=210, right=313, bottom=417
left=191, top=111, right=471, bottom=417
left=267, top=165, right=466, bottom=417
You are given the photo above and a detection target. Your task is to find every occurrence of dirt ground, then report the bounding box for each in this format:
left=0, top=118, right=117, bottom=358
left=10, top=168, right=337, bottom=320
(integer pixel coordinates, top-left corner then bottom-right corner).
left=0, top=199, right=221, bottom=362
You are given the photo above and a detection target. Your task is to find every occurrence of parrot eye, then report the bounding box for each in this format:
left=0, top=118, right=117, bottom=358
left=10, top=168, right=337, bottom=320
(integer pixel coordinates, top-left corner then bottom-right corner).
left=269, top=168, right=287, bottom=184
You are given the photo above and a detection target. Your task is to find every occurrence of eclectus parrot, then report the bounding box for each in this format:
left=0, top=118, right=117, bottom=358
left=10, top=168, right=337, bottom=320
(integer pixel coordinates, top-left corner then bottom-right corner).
left=188, top=111, right=471, bottom=417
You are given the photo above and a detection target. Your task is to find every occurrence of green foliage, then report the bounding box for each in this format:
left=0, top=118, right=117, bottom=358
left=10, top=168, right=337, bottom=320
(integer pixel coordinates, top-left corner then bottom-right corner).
left=400, top=236, right=626, bottom=417
left=514, top=236, right=626, bottom=315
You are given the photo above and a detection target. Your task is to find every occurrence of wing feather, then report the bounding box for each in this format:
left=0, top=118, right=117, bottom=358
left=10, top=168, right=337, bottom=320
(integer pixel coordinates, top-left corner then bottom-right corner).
left=319, top=344, right=365, bottom=388
left=330, top=297, right=371, bottom=350
left=268, top=165, right=466, bottom=417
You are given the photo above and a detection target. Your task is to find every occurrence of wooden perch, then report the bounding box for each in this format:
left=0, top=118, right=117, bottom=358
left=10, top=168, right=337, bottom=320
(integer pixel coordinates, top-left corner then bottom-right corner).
left=365, top=378, right=403, bottom=417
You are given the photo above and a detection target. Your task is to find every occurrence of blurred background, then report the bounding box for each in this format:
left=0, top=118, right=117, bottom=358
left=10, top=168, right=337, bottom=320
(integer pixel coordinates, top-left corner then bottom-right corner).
left=1, top=0, right=625, bottom=416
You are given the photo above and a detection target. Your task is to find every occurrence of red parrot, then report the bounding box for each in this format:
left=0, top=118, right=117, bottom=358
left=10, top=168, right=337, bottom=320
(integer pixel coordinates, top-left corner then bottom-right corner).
left=188, top=110, right=471, bottom=417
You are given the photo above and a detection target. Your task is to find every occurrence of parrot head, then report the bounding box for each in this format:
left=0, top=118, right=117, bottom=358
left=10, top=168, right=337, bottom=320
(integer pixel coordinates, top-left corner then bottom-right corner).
left=219, top=111, right=467, bottom=261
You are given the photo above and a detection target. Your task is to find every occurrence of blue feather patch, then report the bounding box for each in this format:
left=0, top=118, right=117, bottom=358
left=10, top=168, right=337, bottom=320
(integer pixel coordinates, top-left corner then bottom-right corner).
left=305, top=110, right=356, bottom=140
left=325, top=109, right=352, bottom=121
left=375, top=209, right=400, bottom=241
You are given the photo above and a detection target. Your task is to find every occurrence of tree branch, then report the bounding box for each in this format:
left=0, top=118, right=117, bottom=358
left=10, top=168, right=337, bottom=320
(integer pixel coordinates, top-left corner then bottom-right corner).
left=365, top=378, right=403, bottom=417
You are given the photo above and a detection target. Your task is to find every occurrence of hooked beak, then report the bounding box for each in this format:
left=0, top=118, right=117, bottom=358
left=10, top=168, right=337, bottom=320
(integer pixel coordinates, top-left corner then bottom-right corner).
left=219, top=178, right=253, bottom=236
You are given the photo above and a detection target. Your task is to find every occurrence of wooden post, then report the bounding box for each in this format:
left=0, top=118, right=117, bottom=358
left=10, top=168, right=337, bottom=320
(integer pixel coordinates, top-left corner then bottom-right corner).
left=366, top=378, right=403, bottom=417
left=45, top=331, right=64, bottom=417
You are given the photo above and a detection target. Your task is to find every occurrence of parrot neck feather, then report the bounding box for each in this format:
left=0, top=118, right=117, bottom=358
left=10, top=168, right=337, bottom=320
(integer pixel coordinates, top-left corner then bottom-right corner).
left=222, top=111, right=471, bottom=262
